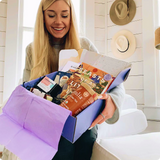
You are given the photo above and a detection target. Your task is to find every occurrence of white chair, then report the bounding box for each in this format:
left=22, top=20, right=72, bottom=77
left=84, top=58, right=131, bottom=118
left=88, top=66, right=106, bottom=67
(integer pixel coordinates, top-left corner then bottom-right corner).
left=91, top=94, right=148, bottom=160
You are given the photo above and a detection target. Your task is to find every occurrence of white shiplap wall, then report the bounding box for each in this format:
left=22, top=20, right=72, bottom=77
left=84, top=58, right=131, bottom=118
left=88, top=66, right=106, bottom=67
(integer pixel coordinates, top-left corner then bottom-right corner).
left=0, top=0, right=7, bottom=107
left=95, top=0, right=143, bottom=105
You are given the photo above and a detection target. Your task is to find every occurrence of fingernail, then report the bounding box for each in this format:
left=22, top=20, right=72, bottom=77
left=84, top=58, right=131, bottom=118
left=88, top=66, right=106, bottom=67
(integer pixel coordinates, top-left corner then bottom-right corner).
left=98, top=95, right=102, bottom=99
left=88, top=127, right=93, bottom=130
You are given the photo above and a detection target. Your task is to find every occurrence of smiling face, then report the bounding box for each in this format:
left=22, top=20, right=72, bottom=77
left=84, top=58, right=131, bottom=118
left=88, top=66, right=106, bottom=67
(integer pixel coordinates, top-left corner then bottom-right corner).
left=44, top=0, right=71, bottom=41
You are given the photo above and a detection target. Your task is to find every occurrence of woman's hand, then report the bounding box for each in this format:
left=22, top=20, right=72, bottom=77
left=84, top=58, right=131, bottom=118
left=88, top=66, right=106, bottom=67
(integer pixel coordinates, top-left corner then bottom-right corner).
left=89, top=93, right=116, bottom=129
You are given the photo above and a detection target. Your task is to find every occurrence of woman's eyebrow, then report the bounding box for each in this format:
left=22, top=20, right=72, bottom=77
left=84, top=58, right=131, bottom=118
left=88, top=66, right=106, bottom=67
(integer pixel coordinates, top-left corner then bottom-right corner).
left=47, top=10, right=69, bottom=13
left=62, top=10, right=69, bottom=13
left=47, top=10, right=55, bottom=13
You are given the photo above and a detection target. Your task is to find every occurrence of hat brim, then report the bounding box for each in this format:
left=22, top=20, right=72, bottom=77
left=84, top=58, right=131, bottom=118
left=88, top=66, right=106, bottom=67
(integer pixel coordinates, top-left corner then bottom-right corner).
left=110, top=0, right=136, bottom=25
left=111, top=30, right=136, bottom=59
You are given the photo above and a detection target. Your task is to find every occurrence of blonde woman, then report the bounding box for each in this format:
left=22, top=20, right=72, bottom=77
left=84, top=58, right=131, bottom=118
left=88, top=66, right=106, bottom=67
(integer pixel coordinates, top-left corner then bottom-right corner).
left=2, top=0, right=125, bottom=160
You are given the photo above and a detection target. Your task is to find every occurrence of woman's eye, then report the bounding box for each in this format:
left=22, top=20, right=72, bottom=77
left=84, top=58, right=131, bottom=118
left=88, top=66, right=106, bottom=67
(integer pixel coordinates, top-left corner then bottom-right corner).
left=62, top=15, right=68, bottom=18
left=48, top=15, right=55, bottom=18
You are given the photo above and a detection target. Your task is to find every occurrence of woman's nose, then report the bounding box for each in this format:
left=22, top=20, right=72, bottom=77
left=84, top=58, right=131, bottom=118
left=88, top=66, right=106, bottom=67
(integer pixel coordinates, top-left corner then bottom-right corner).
left=55, top=16, right=62, bottom=24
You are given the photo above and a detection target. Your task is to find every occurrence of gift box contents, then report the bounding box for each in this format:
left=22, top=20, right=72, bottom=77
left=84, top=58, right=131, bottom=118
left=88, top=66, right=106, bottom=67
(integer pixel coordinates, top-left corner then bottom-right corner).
left=0, top=49, right=132, bottom=158
left=28, top=63, right=113, bottom=117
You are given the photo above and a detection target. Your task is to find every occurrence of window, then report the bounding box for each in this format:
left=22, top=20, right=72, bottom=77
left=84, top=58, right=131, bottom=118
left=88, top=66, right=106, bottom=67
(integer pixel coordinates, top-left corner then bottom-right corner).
left=4, top=0, right=86, bottom=101
left=20, top=0, right=81, bottom=79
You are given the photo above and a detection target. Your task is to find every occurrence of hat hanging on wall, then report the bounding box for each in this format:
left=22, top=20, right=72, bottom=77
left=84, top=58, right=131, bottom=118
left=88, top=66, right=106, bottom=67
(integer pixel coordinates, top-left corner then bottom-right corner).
left=111, top=30, right=136, bottom=59
left=155, top=27, right=160, bottom=50
left=110, top=0, right=136, bottom=25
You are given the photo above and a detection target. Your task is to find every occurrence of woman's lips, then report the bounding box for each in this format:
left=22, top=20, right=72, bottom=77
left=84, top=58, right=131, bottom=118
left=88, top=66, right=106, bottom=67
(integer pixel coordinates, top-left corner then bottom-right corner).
left=52, top=27, right=65, bottom=31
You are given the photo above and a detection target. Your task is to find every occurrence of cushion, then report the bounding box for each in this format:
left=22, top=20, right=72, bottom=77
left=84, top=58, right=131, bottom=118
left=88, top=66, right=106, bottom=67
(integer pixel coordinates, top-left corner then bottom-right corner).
left=94, top=132, right=160, bottom=160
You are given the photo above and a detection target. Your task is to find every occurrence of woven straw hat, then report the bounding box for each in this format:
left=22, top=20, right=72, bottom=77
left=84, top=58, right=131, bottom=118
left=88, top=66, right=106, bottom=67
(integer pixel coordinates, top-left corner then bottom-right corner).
left=110, top=0, right=136, bottom=25
left=155, top=27, right=160, bottom=50
left=111, top=30, right=136, bottom=59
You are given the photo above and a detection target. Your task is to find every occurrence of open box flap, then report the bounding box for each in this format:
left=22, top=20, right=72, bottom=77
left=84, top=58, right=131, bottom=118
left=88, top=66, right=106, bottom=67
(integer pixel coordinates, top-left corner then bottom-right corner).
left=79, top=49, right=132, bottom=77
left=0, top=115, right=56, bottom=160
left=0, top=85, right=71, bottom=160
left=108, top=67, right=131, bottom=91
left=59, top=49, right=131, bottom=77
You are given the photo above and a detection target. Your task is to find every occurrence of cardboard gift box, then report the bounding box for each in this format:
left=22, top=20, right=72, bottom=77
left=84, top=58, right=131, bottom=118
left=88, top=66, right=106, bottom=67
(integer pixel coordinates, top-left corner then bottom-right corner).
left=0, top=49, right=131, bottom=160
left=22, top=71, right=105, bottom=143
left=22, top=49, right=131, bottom=143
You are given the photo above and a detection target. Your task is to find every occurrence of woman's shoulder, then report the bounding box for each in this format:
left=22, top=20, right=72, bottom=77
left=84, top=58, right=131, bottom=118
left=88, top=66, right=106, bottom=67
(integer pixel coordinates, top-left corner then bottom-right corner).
left=80, top=36, right=91, bottom=47
left=26, top=43, right=33, bottom=59
left=80, top=36, right=99, bottom=53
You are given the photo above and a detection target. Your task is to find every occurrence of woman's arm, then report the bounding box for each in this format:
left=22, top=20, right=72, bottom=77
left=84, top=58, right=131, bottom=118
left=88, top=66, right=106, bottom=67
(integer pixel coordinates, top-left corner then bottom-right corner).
left=90, top=83, right=125, bottom=128
left=22, top=43, right=33, bottom=82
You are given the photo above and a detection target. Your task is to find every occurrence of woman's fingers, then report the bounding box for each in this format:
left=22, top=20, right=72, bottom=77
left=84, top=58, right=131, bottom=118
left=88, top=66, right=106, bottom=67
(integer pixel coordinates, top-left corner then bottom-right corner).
left=89, top=95, right=116, bottom=129
left=89, top=113, right=105, bottom=129
left=98, top=93, right=109, bottom=100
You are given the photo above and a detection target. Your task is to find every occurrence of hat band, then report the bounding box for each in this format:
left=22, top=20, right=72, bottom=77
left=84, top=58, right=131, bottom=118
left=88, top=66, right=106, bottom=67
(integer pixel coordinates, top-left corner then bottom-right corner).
left=117, top=40, right=129, bottom=53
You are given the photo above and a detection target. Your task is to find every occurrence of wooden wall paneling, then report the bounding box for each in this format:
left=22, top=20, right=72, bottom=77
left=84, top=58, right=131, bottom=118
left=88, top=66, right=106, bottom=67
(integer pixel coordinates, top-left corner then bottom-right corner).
left=122, top=48, right=143, bottom=62
left=0, top=47, right=5, bottom=61
left=0, top=77, right=3, bottom=92
left=107, top=39, right=111, bottom=52
left=0, top=17, right=6, bottom=31
left=126, top=90, right=144, bottom=105
left=0, top=62, right=4, bottom=76
left=108, top=48, right=143, bottom=62
left=0, top=3, right=7, bottom=17
left=107, top=1, right=112, bottom=15
left=135, top=34, right=142, bottom=48
left=124, top=76, right=144, bottom=90
left=0, top=32, right=6, bottom=46
left=95, top=0, right=105, bottom=3
left=130, top=61, right=143, bottom=76
left=95, top=15, right=105, bottom=28
left=0, top=92, right=3, bottom=105
left=107, top=21, right=142, bottom=39
left=95, top=28, right=105, bottom=41
left=95, top=40, right=105, bottom=54
left=134, top=0, right=142, bottom=7
left=95, top=3, right=105, bottom=16
left=133, top=7, right=142, bottom=21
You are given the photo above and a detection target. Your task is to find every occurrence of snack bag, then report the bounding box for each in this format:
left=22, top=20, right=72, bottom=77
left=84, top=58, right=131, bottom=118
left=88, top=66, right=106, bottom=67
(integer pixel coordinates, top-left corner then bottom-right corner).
left=74, top=62, right=114, bottom=94
left=60, top=82, right=98, bottom=116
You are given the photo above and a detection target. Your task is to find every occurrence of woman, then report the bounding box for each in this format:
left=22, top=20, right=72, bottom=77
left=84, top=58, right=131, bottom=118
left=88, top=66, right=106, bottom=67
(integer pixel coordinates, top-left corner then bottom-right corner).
left=2, top=0, right=125, bottom=160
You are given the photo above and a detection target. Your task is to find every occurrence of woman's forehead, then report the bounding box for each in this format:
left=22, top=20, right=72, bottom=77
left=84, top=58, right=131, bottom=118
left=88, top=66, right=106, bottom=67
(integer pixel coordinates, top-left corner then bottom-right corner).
left=46, top=0, right=70, bottom=11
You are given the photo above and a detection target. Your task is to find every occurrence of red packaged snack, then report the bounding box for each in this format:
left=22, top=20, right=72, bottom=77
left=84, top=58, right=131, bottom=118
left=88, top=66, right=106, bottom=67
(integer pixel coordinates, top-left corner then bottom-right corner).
left=60, top=82, right=98, bottom=116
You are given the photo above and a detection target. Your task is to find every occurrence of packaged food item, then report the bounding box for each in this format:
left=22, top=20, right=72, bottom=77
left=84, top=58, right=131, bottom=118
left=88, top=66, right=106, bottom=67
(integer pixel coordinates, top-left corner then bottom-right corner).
left=54, top=71, right=72, bottom=87
left=60, top=82, right=98, bottom=116
left=52, top=71, right=72, bottom=104
left=59, top=73, right=81, bottom=100
left=75, top=62, right=114, bottom=94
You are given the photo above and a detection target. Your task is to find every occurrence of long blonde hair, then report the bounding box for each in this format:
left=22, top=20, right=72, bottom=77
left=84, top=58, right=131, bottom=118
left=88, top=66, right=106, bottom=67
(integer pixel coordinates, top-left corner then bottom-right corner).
left=30, top=0, right=81, bottom=80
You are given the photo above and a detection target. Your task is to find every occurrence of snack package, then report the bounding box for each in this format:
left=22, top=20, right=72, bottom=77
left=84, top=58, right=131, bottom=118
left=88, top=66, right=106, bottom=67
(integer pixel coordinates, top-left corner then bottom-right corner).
left=52, top=71, right=72, bottom=104
left=54, top=71, right=72, bottom=87
left=60, top=82, right=98, bottom=116
left=60, top=63, right=114, bottom=100
left=75, top=62, right=114, bottom=94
